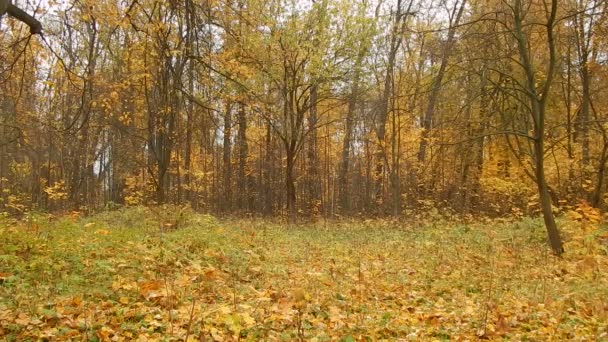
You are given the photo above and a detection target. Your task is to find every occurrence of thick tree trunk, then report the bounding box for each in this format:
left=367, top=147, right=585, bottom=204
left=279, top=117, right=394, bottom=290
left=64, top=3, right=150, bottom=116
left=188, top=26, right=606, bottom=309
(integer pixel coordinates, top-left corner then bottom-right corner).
left=535, top=137, right=564, bottom=255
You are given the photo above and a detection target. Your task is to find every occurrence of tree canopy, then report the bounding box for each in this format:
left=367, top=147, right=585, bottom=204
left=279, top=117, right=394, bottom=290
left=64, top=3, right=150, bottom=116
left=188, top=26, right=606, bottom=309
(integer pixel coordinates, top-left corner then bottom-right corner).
left=2, top=0, right=608, bottom=254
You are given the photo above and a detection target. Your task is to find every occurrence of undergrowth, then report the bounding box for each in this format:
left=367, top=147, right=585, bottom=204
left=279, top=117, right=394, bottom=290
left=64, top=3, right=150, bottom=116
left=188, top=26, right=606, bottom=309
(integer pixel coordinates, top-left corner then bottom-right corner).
left=0, top=207, right=607, bottom=341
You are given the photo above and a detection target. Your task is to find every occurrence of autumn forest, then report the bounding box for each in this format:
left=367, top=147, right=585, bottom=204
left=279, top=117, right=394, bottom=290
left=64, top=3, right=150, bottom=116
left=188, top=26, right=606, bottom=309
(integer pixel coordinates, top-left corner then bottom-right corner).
left=1, top=0, right=608, bottom=340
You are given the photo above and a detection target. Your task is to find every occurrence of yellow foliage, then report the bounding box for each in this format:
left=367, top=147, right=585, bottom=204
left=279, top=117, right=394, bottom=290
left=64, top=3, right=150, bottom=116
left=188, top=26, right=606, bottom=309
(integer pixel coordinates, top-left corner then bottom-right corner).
left=43, top=180, right=68, bottom=201
left=124, top=176, right=144, bottom=206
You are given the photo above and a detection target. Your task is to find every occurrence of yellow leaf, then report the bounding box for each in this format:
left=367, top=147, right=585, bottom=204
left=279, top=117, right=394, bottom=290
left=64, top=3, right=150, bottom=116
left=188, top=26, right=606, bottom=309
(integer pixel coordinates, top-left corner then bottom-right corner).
left=329, top=306, right=342, bottom=323
left=14, top=313, right=30, bottom=326
left=241, top=312, right=256, bottom=327
left=219, top=305, right=232, bottom=315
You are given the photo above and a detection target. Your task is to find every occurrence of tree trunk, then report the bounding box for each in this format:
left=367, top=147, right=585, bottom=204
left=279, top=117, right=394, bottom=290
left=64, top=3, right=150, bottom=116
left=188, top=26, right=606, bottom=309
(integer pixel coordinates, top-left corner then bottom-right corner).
left=184, top=18, right=194, bottom=204
left=580, top=67, right=591, bottom=171
left=222, top=102, right=233, bottom=212
left=307, top=85, right=322, bottom=215
left=462, top=74, right=489, bottom=212
left=513, top=0, right=563, bottom=255
left=563, top=43, right=576, bottom=195
left=286, top=147, right=297, bottom=221
left=184, top=97, right=193, bottom=203
left=390, top=90, right=401, bottom=216
left=236, top=103, right=249, bottom=212
left=263, top=120, right=273, bottom=215
left=575, top=7, right=592, bottom=177
left=417, top=0, right=467, bottom=163
left=338, top=45, right=365, bottom=214
left=374, top=0, right=408, bottom=213
left=338, top=91, right=355, bottom=213
left=591, top=142, right=608, bottom=207
left=535, top=134, right=564, bottom=255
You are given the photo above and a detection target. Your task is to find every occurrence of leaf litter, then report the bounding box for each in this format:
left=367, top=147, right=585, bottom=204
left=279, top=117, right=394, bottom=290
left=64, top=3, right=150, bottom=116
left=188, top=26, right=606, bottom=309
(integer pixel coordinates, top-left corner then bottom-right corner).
left=0, top=210, right=607, bottom=340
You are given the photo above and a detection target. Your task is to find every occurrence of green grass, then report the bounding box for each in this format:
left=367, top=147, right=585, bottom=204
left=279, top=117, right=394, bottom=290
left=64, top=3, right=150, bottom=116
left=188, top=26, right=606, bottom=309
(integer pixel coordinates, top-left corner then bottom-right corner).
left=1, top=207, right=607, bottom=341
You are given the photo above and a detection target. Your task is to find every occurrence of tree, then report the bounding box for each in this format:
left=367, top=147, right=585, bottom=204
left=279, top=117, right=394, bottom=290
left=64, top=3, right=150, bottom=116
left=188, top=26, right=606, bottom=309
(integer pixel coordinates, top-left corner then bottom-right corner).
left=229, top=0, right=337, bottom=220
left=569, top=0, right=607, bottom=206
left=373, top=0, right=411, bottom=214
left=506, top=0, right=564, bottom=254
left=417, top=0, right=467, bottom=164
left=0, top=0, right=605, bottom=236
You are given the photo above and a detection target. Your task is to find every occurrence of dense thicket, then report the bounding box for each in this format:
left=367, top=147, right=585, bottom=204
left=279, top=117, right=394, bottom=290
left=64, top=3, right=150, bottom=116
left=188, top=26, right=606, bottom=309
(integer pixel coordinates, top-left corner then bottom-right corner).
left=1, top=0, right=607, bottom=227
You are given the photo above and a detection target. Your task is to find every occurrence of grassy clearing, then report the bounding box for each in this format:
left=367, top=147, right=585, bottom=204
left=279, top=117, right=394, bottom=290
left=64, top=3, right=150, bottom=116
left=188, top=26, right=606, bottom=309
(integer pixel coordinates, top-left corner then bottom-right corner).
left=1, top=207, right=607, bottom=341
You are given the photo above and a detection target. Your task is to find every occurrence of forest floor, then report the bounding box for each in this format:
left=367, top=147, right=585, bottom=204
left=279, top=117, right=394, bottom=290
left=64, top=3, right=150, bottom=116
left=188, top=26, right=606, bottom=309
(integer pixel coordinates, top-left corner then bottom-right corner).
left=1, top=207, right=607, bottom=341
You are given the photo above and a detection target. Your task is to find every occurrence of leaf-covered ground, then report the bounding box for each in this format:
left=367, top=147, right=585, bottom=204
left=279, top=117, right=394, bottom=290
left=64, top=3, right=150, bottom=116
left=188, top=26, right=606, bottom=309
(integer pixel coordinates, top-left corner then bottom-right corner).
left=1, top=207, right=607, bottom=341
